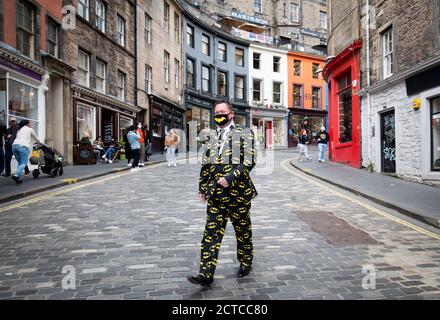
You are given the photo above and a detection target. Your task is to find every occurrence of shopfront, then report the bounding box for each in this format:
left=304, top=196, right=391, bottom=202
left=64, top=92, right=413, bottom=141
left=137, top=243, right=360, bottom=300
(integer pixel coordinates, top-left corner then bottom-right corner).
left=149, top=94, right=184, bottom=152
left=72, top=85, right=139, bottom=163
left=0, top=51, right=47, bottom=139
left=251, top=107, right=288, bottom=149
left=288, top=108, right=327, bottom=147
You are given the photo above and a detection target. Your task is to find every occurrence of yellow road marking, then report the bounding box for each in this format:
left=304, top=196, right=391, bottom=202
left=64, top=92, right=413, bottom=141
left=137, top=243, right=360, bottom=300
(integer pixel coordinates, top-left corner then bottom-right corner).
left=281, top=159, right=440, bottom=241
left=0, top=162, right=166, bottom=214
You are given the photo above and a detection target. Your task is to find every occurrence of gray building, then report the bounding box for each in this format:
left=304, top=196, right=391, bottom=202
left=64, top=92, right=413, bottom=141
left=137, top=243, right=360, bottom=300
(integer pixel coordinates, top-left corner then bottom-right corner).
left=181, top=1, right=251, bottom=143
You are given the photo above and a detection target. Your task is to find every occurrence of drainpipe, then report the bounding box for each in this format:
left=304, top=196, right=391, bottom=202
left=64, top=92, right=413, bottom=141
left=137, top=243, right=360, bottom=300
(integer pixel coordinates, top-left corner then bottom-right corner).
left=366, top=0, right=372, bottom=166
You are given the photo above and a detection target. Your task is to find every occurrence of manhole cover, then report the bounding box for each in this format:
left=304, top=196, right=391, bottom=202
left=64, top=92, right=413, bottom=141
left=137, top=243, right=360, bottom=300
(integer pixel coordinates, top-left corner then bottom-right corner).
left=295, top=211, right=378, bottom=247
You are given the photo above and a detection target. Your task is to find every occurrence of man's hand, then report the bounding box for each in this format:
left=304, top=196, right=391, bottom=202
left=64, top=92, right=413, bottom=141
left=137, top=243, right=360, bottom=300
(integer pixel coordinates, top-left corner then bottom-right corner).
left=218, top=178, right=229, bottom=188
left=199, top=193, right=207, bottom=202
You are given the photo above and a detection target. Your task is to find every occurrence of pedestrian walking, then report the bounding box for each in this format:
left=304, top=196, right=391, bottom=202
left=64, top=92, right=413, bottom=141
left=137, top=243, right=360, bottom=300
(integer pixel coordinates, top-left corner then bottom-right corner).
left=298, top=129, right=312, bottom=162
left=137, top=122, right=146, bottom=167
left=3, top=117, right=29, bottom=177
left=144, top=125, right=152, bottom=162
left=127, top=125, right=141, bottom=172
left=0, top=120, right=6, bottom=176
left=317, top=127, right=330, bottom=163
left=11, top=120, right=41, bottom=184
left=188, top=100, right=258, bottom=286
left=123, top=129, right=133, bottom=167
left=164, top=128, right=180, bottom=167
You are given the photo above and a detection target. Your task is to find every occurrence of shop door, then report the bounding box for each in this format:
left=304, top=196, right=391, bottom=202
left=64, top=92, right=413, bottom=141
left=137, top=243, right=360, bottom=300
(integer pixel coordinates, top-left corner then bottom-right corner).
left=265, top=121, right=273, bottom=149
left=381, top=110, right=396, bottom=173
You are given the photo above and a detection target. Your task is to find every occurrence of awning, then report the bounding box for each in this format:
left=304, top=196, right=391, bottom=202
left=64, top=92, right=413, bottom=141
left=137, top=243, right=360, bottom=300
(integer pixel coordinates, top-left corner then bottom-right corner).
left=218, top=17, right=266, bottom=34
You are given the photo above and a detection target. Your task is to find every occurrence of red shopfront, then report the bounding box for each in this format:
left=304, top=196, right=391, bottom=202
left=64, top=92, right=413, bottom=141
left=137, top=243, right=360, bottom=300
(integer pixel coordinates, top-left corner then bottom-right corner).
left=323, top=40, right=362, bottom=168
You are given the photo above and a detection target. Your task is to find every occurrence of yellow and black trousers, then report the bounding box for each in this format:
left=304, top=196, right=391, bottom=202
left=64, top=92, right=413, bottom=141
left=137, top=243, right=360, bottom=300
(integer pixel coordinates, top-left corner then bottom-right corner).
left=199, top=198, right=253, bottom=279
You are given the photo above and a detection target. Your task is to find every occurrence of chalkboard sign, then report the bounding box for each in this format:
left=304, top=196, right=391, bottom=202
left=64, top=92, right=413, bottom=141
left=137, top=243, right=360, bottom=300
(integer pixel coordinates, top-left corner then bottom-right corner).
left=104, top=121, right=113, bottom=143
left=79, top=149, right=91, bottom=159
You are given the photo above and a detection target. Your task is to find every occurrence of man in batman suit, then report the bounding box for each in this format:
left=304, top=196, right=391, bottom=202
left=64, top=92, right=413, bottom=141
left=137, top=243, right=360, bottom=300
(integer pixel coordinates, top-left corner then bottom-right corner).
left=188, top=100, right=258, bottom=286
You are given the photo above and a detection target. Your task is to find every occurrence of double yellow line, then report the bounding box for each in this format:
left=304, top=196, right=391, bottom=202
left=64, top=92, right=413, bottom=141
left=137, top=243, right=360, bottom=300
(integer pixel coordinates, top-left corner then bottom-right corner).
left=280, top=159, right=440, bottom=241
left=0, top=162, right=165, bottom=214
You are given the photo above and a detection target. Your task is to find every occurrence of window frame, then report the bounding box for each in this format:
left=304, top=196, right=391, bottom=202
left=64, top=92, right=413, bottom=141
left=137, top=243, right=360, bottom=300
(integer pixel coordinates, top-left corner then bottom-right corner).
left=174, top=59, right=180, bottom=89
left=337, top=73, right=353, bottom=144
left=117, top=70, right=126, bottom=102
left=201, top=64, right=211, bottom=93
left=186, top=56, right=196, bottom=89
left=234, top=74, right=246, bottom=101
left=186, top=24, right=194, bottom=48
left=291, top=2, right=299, bottom=23
left=253, top=52, right=261, bottom=70
left=235, top=48, right=245, bottom=67
left=95, top=59, right=107, bottom=94
left=273, top=56, right=281, bottom=73
left=273, top=81, right=282, bottom=104
left=163, top=1, right=170, bottom=32
left=46, top=16, right=59, bottom=58
left=16, top=0, right=35, bottom=59
left=294, top=59, right=301, bottom=76
left=202, top=34, right=211, bottom=56
left=145, top=14, right=152, bottom=44
left=95, top=0, right=106, bottom=33
left=312, top=63, right=320, bottom=79
left=382, top=27, right=394, bottom=79
left=78, top=49, right=90, bottom=88
left=78, top=0, right=89, bottom=21
left=174, top=13, right=180, bottom=43
left=293, top=83, right=303, bottom=108
left=253, top=78, right=263, bottom=103
left=253, top=0, right=262, bottom=14
left=312, top=86, right=322, bottom=109
left=217, top=70, right=228, bottom=98
left=164, top=50, right=170, bottom=84
left=145, top=65, right=152, bottom=94
left=117, top=15, right=126, bottom=47
left=320, top=11, right=327, bottom=29
left=218, top=41, right=227, bottom=62
left=431, top=97, right=440, bottom=172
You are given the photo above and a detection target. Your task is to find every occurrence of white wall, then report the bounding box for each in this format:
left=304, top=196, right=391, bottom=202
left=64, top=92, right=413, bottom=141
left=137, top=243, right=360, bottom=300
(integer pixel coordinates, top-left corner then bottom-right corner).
left=248, top=44, right=288, bottom=108
left=361, top=81, right=440, bottom=185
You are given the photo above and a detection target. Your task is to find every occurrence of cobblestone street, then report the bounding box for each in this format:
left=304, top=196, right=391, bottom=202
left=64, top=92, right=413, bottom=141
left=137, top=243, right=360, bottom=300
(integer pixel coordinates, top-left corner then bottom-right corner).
left=1, top=151, right=440, bottom=300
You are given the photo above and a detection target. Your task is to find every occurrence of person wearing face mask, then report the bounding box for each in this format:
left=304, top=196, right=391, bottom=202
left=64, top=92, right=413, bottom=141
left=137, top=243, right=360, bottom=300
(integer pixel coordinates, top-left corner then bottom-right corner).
left=136, top=122, right=146, bottom=167
left=188, top=100, right=258, bottom=287
left=317, top=126, right=330, bottom=163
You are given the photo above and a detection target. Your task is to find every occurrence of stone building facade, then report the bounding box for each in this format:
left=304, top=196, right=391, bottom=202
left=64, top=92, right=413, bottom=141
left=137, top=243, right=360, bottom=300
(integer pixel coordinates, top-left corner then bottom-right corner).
left=0, top=0, right=74, bottom=163
left=136, top=0, right=185, bottom=152
left=358, top=0, right=440, bottom=185
left=185, top=0, right=327, bottom=56
left=62, top=0, right=140, bottom=163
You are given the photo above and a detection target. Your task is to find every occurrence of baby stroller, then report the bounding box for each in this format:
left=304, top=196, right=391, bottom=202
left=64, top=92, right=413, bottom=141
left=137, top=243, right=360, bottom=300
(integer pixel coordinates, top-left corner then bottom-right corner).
left=30, top=143, right=64, bottom=178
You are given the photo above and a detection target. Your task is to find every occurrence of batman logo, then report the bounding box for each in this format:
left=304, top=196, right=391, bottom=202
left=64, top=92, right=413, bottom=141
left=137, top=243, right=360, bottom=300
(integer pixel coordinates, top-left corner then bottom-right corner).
left=237, top=197, right=245, bottom=203
left=223, top=165, right=232, bottom=172
left=242, top=142, right=249, bottom=148
left=247, top=134, right=255, bottom=139
left=248, top=149, right=256, bottom=155
left=219, top=204, right=226, bottom=210
left=233, top=140, right=241, bottom=146
left=240, top=219, right=248, bottom=226
left=234, top=226, right=242, bottom=233
left=229, top=190, right=239, bottom=197
left=237, top=236, right=244, bottom=243
left=210, top=166, right=216, bottom=172
left=215, top=158, right=224, bottom=164
left=209, top=150, right=217, bottom=157
left=245, top=188, right=253, bottom=196
left=215, top=116, right=227, bottom=124
left=237, top=249, right=245, bottom=255
left=238, top=182, right=246, bottom=189
left=232, top=157, right=240, bottom=164
left=218, top=228, right=225, bottom=235
left=238, top=207, right=247, bottom=214
left=205, top=236, right=213, bottom=243
left=216, top=215, right=224, bottom=222
left=243, top=233, right=250, bottom=239
left=207, top=222, right=217, bottom=229
left=221, top=197, right=231, bottom=203
left=203, top=252, right=211, bottom=259
left=243, top=255, right=252, bottom=260
left=231, top=212, right=240, bottom=219
left=243, top=245, right=252, bottom=250
left=209, top=207, right=219, bottom=214
left=244, top=159, right=252, bottom=166
left=234, top=169, right=241, bottom=177
left=224, top=148, right=233, bottom=156
left=216, top=188, right=223, bottom=195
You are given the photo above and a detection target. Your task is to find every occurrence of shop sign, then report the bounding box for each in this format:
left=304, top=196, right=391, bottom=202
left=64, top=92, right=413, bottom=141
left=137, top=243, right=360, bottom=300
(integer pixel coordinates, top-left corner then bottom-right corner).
left=300, top=28, right=327, bottom=39
left=0, top=56, right=42, bottom=81
left=231, top=9, right=268, bottom=26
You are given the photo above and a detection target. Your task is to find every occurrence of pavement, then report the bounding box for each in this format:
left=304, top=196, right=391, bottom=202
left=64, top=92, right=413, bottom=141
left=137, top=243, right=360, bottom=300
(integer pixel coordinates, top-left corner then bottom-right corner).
left=0, top=153, right=167, bottom=204
left=1, top=150, right=440, bottom=300
left=291, top=149, right=440, bottom=229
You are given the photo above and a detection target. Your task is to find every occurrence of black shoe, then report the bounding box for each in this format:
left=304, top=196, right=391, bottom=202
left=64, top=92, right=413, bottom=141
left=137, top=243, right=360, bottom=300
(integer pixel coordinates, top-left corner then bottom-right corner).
left=2, top=174, right=10, bottom=177
left=11, top=175, right=22, bottom=184
left=238, top=264, right=252, bottom=278
left=187, top=274, right=214, bottom=286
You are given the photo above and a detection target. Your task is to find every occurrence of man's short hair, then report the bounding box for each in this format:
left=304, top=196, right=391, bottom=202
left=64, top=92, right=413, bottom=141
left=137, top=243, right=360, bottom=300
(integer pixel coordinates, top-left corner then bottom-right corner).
left=213, top=100, right=233, bottom=112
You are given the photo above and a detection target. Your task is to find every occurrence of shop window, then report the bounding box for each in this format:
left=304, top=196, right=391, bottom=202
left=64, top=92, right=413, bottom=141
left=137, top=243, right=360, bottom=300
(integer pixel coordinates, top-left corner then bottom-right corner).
left=16, top=0, right=35, bottom=59
left=218, top=71, right=227, bottom=97
left=273, top=82, right=281, bottom=104
left=293, top=84, right=303, bottom=107
left=77, top=105, right=95, bottom=142
left=312, top=87, right=321, bottom=109
left=432, top=97, right=440, bottom=171
left=119, top=116, right=132, bottom=141
left=8, top=79, right=38, bottom=124
left=337, top=73, right=353, bottom=143
left=253, top=79, right=262, bottom=102
left=235, top=114, right=246, bottom=127
left=191, top=107, right=211, bottom=135
left=0, top=79, right=6, bottom=124
left=152, top=108, right=163, bottom=138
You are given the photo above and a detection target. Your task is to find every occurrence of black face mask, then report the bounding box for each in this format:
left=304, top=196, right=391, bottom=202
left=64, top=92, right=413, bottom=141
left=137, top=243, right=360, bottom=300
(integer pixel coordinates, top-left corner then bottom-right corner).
left=214, top=113, right=230, bottom=127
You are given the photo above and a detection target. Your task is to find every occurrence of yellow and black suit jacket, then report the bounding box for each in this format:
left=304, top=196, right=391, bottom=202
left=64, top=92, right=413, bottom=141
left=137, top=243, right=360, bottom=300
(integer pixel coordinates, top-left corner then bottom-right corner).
left=199, top=126, right=258, bottom=203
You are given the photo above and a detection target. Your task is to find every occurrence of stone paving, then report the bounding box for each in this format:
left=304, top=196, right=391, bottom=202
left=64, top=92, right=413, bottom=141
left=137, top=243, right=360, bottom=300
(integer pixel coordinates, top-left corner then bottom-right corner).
left=1, top=151, right=440, bottom=300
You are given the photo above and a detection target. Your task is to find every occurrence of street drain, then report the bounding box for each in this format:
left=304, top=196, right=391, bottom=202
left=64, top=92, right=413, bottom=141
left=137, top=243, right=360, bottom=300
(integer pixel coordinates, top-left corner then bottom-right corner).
left=295, top=211, right=379, bottom=247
